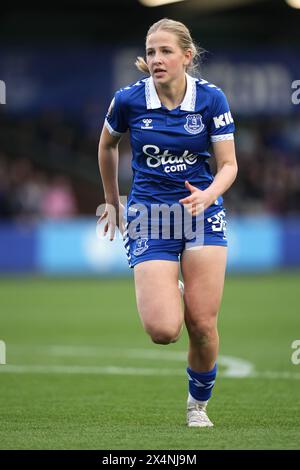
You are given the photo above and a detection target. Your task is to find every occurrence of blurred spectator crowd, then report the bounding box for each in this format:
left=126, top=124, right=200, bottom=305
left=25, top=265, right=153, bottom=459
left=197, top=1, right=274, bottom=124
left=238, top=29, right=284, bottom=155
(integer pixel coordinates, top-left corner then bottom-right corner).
left=0, top=154, right=77, bottom=221
left=0, top=112, right=300, bottom=221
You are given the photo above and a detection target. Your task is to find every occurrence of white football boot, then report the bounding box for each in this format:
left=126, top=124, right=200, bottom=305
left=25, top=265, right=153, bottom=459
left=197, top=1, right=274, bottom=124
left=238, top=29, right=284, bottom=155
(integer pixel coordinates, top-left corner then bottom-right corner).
left=187, top=394, right=214, bottom=428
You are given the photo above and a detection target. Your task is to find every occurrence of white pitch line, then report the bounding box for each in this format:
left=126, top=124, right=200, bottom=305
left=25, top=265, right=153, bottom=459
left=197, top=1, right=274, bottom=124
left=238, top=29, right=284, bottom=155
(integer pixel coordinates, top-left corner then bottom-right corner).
left=0, top=365, right=184, bottom=376
left=2, top=345, right=299, bottom=379
left=0, top=364, right=300, bottom=380
left=7, top=345, right=254, bottom=378
left=46, top=345, right=256, bottom=377
left=218, top=355, right=254, bottom=378
left=49, top=346, right=188, bottom=360
left=253, top=370, right=300, bottom=380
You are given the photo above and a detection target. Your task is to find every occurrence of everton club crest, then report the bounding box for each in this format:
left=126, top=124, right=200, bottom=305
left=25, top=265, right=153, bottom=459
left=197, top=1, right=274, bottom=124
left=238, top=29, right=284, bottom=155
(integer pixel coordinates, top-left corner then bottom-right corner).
left=184, top=114, right=204, bottom=135
left=133, top=238, right=149, bottom=256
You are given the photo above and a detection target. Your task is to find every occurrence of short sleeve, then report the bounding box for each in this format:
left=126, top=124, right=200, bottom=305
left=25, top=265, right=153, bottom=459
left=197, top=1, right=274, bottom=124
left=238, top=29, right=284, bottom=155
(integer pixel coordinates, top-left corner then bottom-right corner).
left=104, top=90, right=128, bottom=136
left=208, top=89, right=235, bottom=143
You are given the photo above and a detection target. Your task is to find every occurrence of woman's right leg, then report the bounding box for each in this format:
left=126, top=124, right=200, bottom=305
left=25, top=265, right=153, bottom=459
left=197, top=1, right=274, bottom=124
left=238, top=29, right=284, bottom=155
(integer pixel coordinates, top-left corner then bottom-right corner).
left=134, top=260, right=183, bottom=345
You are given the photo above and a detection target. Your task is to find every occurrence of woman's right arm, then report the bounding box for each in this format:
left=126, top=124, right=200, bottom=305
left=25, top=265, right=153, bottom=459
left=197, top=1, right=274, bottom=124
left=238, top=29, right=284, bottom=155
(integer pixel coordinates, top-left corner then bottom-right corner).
left=98, top=125, right=124, bottom=240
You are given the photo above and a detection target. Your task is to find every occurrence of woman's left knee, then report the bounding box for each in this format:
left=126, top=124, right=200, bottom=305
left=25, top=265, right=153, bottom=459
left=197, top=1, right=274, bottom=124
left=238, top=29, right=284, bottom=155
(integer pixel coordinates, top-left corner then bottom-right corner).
left=186, top=316, right=218, bottom=339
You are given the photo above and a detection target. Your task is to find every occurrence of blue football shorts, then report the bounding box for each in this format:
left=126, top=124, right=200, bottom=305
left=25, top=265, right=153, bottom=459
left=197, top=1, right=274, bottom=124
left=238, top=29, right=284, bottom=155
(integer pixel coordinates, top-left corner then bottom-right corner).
left=123, top=204, right=227, bottom=269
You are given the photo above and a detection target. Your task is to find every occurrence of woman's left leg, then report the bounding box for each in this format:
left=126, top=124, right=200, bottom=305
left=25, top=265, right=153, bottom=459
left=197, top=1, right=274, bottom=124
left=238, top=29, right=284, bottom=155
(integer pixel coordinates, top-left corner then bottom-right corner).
left=180, top=245, right=227, bottom=427
left=181, top=245, right=227, bottom=371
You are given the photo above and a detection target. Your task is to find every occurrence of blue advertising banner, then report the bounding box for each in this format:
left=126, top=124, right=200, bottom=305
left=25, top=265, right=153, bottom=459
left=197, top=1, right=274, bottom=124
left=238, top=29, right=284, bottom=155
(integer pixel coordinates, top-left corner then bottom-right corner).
left=281, top=218, right=300, bottom=266
left=202, top=49, right=300, bottom=116
left=0, top=216, right=299, bottom=275
left=0, top=46, right=113, bottom=122
left=226, top=216, right=282, bottom=272
left=0, top=46, right=299, bottom=117
left=0, top=223, right=36, bottom=272
left=36, top=219, right=129, bottom=275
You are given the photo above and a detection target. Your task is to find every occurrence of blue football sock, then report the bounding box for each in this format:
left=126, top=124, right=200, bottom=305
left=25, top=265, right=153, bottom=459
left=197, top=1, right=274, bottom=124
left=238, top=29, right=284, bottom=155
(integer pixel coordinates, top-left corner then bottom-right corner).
left=187, top=364, right=217, bottom=402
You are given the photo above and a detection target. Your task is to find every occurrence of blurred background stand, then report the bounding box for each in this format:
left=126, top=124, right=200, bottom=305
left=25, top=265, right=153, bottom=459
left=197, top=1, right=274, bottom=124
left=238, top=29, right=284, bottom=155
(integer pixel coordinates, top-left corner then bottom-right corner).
left=0, top=0, right=300, bottom=275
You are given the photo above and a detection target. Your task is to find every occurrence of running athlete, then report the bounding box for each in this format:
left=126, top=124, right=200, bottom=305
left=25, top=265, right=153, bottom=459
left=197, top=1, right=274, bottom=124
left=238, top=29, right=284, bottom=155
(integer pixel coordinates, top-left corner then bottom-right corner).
left=98, top=18, right=238, bottom=427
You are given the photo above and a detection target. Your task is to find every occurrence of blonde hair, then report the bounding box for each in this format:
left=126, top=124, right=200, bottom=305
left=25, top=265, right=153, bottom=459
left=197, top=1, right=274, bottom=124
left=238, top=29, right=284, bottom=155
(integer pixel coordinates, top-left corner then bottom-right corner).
left=135, top=18, right=203, bottom=76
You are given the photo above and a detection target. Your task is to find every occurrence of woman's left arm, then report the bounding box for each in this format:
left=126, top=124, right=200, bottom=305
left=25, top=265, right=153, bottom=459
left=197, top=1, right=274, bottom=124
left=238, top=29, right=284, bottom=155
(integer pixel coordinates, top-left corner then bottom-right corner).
left=179, top=140, right=238, bottom=215
left=207, top=139, right=238, bottom=202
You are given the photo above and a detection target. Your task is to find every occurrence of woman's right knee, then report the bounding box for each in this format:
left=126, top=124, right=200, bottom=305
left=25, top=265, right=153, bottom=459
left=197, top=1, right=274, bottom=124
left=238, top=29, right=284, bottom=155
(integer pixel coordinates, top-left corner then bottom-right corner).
left=145, top=323, right=183, bottom=345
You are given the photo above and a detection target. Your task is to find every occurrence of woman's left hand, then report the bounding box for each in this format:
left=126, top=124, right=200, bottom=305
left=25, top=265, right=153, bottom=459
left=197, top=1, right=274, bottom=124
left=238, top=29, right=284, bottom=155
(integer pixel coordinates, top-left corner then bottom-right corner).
left=179, top=181, right=216, bottom=216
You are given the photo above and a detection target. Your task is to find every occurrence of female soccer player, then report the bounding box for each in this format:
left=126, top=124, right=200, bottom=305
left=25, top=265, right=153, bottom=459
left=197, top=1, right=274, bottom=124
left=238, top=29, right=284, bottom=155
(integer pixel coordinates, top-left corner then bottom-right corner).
left=98, top=18, right=237, bottom=427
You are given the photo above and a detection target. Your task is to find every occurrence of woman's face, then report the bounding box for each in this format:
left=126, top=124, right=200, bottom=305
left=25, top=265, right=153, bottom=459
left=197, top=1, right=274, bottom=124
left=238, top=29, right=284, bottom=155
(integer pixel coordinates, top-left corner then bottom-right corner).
left=146, top=30, right=191, bottom=85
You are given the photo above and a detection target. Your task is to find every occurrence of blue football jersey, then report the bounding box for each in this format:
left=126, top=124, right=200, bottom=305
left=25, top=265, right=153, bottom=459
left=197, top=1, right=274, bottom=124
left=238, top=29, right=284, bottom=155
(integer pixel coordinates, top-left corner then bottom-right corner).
left=105, top=73, right=235, bottom=209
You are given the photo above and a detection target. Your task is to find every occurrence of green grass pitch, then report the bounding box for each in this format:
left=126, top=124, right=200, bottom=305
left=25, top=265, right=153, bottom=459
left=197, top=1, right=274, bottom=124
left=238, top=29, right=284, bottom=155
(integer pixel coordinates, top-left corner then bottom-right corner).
left=0, top=272, right=300, bottom=449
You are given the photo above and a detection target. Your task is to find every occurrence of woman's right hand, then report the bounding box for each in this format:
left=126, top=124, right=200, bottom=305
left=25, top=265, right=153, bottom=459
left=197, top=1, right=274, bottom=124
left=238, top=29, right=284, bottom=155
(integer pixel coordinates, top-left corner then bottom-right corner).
left=97, top=201, right=125, bottom=241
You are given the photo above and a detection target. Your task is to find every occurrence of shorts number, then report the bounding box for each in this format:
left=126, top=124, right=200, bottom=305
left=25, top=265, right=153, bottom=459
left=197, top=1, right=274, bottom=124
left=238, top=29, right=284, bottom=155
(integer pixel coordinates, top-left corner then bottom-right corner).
left=207, top=210, right=226, bottom=233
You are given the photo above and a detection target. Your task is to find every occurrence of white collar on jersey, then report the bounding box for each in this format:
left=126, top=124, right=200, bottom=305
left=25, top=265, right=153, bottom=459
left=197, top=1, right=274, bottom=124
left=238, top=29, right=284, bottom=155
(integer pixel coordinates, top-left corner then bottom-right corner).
left=145, top=73, right=197, bottom=111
